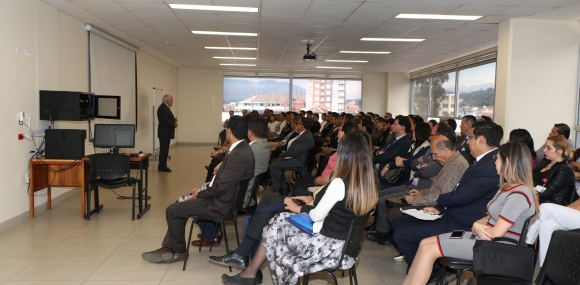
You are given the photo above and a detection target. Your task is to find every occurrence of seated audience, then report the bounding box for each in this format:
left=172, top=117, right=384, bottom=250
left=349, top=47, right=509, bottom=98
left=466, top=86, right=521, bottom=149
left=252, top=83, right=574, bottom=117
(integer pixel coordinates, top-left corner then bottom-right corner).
left=270, top=118, right=315, bottom=195
left=403, top=142, right=537, bottom=285
left=508, top=128, right=537, bottom=168
left=220, top=131, right=379, bottom=285
left=319, top=113, right=327, bottom=132
left=378, top=122, right=431, bottom=188
left=141, top=116, right=255, bottom=263
left=445, top=118, right=457, bottom=134
left=427, top=119, right=438, bottom=129
left=292, top=121, right=358, bottom=197
left=241, top=118, right=271, bottom=208
left=535, top=123, right=574, bottom=165
left=373, top=115, right=412, bottom=174
left=533, top=135, right=575, bottom=205
left=267, top=114, right=280, bottom=137
left=391, top=121, right=502, bottom=265
left=456, top=115, right=475, bottom=164
left=526, top=197, right=580, bottom=267
left=310, top=112, right=321, bottom=133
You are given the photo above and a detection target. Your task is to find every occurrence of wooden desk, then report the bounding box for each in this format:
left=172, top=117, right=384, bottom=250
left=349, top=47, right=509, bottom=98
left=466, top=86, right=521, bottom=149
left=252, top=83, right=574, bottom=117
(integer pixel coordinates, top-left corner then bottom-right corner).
left=29, top=153, right=151, bottom=219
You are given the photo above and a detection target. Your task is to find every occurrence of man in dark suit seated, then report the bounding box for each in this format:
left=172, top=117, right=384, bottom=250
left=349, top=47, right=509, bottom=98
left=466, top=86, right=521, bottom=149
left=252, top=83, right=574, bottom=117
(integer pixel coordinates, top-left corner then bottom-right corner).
left=456, top=115, right=476, bottom=165
left=313, top=112, right=335, bottom=138
left=270, top=118, right=315, bottom=195
left=141, top=116, right=255, bottom=263
left=391, top=121, right=503, bottom=265
left=374, top=115, right=412, bottom=187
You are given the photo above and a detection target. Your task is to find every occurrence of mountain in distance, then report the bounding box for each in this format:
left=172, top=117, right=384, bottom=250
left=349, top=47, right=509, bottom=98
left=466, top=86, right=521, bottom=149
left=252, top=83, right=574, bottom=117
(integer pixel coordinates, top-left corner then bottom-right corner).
left=224, top=79, right=306, bottom=103
left=458, top=82, right=495, bottom=94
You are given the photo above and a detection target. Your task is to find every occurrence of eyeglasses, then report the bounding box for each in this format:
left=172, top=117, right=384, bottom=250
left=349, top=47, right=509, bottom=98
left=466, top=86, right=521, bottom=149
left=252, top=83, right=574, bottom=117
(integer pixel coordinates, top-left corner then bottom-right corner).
left=466, top=135, right=478, bottom=140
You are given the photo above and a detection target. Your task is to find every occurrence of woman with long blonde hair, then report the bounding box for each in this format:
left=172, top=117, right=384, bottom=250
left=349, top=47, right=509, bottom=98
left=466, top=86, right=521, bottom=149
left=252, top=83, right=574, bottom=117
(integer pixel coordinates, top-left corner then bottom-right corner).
left=221, top=130, right=378, bottom=285
left=403, top=142, right=538, bottom=285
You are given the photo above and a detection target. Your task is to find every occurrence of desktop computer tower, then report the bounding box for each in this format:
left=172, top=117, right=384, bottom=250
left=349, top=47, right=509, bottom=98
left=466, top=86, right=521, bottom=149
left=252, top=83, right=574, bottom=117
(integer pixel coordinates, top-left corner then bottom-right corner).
left=45, top=129, right=87, bottom=159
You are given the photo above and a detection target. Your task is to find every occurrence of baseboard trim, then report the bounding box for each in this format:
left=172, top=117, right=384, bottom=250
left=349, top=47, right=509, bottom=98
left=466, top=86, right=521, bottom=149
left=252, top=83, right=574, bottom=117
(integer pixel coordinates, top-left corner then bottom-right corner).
left=0, top=188, right=78, bottom=235
left=178, top=142, right=216, bottom=146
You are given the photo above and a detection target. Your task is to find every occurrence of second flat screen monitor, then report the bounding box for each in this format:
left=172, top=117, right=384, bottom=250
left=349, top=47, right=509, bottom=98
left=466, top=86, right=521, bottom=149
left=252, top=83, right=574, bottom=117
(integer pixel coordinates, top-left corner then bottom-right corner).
left=94, top=124, right=135, bottom=149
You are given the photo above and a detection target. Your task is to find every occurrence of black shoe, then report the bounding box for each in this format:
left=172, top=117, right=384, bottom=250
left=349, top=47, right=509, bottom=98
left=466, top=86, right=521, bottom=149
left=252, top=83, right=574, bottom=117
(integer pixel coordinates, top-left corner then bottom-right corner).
left=158, top=167, right=172, bottom=172
left=378, top=238, right=394, bottom=246
left=366, top=231, right=390, bottom=243
left=256, top=270, right=263, bottom=284
left=221, top=273, right=257, bottom=285
left=209, top=251, right=249, bottom=269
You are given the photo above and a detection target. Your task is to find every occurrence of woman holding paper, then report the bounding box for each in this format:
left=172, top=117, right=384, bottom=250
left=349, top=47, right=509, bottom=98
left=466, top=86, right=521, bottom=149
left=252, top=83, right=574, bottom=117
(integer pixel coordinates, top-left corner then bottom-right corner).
left=221, top=130, right=378, bottom=285
left=402, top=142, right=538, bottom=285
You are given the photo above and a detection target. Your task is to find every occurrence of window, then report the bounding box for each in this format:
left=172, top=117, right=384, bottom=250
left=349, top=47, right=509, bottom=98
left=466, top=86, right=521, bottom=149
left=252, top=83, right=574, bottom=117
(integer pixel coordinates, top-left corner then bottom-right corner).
left=410, top=53, right=496, bottom=120
left=457, top=62, right=496, bottom=120
left=292, top=79, right=362, bottom=114
left=222, top=77, right=290, bottom=121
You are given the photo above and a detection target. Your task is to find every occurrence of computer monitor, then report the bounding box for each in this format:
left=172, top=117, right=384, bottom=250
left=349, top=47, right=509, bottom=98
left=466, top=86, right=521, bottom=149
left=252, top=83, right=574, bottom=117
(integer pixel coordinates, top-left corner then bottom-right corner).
left=94, top=124, right=135, bottom=153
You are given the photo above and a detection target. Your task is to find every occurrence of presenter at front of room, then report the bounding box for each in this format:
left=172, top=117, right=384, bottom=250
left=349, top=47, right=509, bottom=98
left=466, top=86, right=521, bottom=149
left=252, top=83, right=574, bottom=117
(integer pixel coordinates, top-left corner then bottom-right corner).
left=157, top=94, right=177, bottom=172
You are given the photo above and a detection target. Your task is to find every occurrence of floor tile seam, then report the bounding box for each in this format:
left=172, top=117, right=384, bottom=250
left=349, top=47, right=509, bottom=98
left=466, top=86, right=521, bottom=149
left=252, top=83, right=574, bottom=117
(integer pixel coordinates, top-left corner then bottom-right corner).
left=1, top=256, right=42, bottom=282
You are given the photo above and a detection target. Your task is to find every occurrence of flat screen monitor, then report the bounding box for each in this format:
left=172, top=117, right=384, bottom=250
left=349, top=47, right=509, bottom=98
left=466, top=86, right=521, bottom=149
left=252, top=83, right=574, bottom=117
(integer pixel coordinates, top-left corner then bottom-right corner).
left=94, top=124, right=135, bottom=152
left=94, top=95, right=121, bottom=120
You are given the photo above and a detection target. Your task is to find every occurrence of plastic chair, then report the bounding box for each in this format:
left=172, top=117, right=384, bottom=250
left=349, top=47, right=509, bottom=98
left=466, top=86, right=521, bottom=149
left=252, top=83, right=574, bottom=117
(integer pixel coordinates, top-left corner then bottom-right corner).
left=536, top=230, right=580, bottom=285
left=300, top=213, right=371, bottom=285
left=281, top=147, right=314, bottom=196
left=182, top=178, right=251, bottom=271
left=243, top=172, right=267, bottom=215
left=434, top=214, right=535, bottom=285
left=86, top=154, right=141, bottom=221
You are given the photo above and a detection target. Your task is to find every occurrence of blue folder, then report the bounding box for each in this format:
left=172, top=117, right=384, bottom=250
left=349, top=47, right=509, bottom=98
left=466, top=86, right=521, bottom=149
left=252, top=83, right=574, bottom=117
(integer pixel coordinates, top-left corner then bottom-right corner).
left=285, top=213, right=317, bottom=236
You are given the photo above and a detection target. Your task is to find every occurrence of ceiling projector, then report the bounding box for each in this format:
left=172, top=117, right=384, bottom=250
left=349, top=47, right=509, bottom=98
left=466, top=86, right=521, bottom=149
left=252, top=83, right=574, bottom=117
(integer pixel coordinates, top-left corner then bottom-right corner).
left=303, top=44, right=317, bottom=61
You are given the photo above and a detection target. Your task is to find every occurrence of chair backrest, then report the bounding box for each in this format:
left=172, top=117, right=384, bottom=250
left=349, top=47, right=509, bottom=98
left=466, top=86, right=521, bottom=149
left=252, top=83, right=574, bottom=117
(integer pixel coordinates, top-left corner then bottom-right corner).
left=229, top=178, right=252, bottom=219
left=542, top=230, right=580, bottom=285
left=518, top=214, right=535, bottom=246
left=244, top=172, right=266, bottom=214
left=333, top=212, right=371, bottom=271
left=89, top=154, right=130, bottom=180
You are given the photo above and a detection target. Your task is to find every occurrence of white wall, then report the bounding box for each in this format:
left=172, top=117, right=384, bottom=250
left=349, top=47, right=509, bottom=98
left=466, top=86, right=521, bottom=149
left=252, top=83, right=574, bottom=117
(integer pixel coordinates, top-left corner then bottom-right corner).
left=361, top=73, right=387, bottom=114
left=177, top=68, right=223, bottom=143
left=0, top=0, right=177, bottom=228
left=386, top=73, right=411, bottom=116
left=496, top=19, right=580, bottom=146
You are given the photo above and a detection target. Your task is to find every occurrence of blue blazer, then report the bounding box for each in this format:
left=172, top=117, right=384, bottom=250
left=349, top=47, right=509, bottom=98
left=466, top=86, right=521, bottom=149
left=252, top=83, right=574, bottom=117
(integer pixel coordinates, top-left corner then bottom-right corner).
left=434, top=149, right=499, bottom=231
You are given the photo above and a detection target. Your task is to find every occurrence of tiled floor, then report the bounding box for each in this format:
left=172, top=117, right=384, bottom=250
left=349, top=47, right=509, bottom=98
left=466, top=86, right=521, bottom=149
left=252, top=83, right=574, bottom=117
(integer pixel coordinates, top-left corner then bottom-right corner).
left=0, top=145, right=421, bottom=285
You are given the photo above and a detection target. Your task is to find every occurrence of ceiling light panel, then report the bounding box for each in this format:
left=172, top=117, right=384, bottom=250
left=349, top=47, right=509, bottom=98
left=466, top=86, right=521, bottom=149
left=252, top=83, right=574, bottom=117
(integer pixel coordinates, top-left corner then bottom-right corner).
left=220, top=64, right=257, bottom=66
left=396, top=14, right=482, bottom=20
left=214, top=57, right=257, bottom=60
left=169, top=4, right=259, bottom=13
left=340, top=51, right=391, bottom=54
left=361, top=38, right=425, bottom=42
left=316, top=67, right=353, bottom=69
left=205, top=47, right=257, bottom=50
left=192, top=31, right=258, bottom=36
left=326, top=60, right=368, bottom=63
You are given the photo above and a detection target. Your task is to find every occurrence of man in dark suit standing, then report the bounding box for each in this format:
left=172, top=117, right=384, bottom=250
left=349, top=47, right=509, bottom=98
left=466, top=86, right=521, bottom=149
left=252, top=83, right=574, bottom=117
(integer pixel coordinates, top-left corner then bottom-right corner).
left=142, top=116, right=255, bottom=263
left=270, top=118, right=315, bottom=195
left=391, top=121, right=503, bottom=265
left=157, top=94, right=177, bottom=172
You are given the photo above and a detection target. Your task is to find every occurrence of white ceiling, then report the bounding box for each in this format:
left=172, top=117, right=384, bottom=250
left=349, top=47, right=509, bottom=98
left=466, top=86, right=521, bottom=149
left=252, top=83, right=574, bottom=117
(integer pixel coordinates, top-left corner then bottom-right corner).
left=41, top=0, right=580, bottom=73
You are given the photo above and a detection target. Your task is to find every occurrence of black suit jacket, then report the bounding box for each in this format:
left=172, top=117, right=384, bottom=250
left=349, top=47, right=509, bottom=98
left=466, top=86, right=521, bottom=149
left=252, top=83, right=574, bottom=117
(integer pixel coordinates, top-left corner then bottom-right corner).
left=310, top=121, right=321, bottom=134
left=157, top=103, right=175, bottom=139
left=374, top=134, right=412, bottom=168
left=197, top=140, right=255, bottom=217
left=319, top=123, right=334, bottom=137
left=435, top=149, right=499, bottom=231
left=281, top=130, right=315, bottom=165
left=455, top=136, right=475, bottom=165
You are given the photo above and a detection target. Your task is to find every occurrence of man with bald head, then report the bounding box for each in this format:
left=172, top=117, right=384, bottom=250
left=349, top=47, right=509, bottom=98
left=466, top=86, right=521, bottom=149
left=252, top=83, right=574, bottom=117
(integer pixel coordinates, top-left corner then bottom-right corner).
left=157, top=94, right=177, bottom=172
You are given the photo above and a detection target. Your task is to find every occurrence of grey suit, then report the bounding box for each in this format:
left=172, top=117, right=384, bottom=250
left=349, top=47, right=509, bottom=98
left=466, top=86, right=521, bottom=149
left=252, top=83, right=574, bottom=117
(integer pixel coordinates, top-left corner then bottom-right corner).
left=270, top=130, right=315, bottom=190
left=244, top=138, right=271, bottom=207
left=413, top=151, right=469, bottom=206
left=162, top=140, right=255, bottom=253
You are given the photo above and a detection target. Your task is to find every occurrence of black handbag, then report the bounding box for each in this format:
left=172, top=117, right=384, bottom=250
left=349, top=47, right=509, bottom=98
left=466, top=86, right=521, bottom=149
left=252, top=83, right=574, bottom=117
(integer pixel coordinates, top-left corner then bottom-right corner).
left=381, top=167, right=406, bottom=184
left=472, top=237, right=536, bottom=282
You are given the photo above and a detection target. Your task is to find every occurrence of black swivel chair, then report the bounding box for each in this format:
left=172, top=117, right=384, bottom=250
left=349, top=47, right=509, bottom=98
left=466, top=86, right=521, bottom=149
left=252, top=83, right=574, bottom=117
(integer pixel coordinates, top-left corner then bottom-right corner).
left=300, top=213, right=371, bottom=285
left=86, top=153, right=142, bottom=221
left=434, top=214, right=535, bottom=285
left=182, top=178, right=252, bottom=271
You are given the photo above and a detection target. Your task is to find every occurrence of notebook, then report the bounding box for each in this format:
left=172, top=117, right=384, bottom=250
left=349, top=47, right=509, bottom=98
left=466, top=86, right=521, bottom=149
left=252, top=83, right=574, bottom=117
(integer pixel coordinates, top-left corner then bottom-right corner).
left=285, top=213, right=317, bottom=236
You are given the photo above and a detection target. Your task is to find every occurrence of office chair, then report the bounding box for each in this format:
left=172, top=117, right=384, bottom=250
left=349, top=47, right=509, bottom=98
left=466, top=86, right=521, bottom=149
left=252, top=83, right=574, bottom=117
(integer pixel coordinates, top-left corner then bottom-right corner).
left=86, top=153, right=141, bottom=221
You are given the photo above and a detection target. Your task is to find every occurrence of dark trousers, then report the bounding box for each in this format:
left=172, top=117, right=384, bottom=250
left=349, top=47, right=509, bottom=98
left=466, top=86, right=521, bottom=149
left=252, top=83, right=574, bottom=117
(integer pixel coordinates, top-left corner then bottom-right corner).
left=292, top=176, right=317, bottom=197
left=244, top=195, right=286, bottom=241
left=158, top=138, right=171, bottom=170
left=391, top=216, right=447, bottom=264
left=162, top=198, right=211, bottom=254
